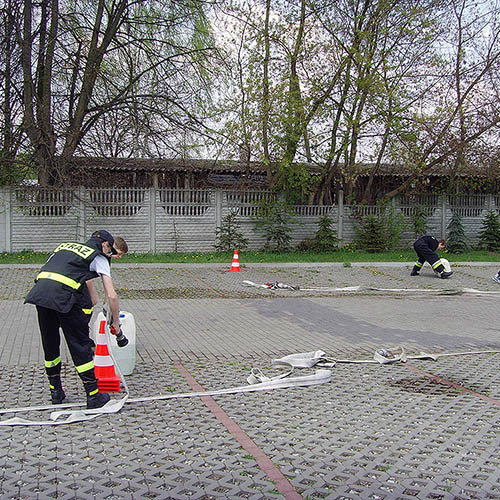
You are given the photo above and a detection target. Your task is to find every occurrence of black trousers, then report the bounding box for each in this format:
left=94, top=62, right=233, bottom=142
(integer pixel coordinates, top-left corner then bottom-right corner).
left=413, top=242, right=441, bottom=269
left=36, top=304, right=95, bottom=375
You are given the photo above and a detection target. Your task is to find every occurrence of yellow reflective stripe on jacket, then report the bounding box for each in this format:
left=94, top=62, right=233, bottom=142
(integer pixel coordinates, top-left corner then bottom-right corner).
left=36, top=271, right=82, bottom=290
left=432, top=260, right=443, bottom=269
left=76, top=360, right=94, bottom=373
left=45, top=357, right=61, bottom=368
left=82, top=307, right=94, bottom=315
left=54, top=242, right=96, bottom=259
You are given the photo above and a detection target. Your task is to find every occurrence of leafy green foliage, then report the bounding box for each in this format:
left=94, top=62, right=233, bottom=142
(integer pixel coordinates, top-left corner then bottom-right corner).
left=298, top=215, right=340, bottom=251
left=354, top=204, right=404, bottom=252
left=409, top=206, right=429, bottom=238
left=477, top=210, right=500, bottom=251
left=275, top=161, right=313, bottom=205
left=253, top=199, right=296, bottom=252
left=354, top=215, right=387, bottom=253
left=0, top=155, right=35, bottom=186
left=446, top=212, right=469, bottom=253
left=384, top=205, right=405, bottom=248
left=215, top=211, right=248, bottom=252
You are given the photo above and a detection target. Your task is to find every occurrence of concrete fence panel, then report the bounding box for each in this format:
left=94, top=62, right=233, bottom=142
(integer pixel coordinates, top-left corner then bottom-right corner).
left=0, top=187, right=498, bottom=253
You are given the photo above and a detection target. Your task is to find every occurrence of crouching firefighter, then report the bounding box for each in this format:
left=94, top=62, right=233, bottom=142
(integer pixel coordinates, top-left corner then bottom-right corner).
left=25, top=230, right=124, bottom=409
left=411, top=235, right=452, bottom=279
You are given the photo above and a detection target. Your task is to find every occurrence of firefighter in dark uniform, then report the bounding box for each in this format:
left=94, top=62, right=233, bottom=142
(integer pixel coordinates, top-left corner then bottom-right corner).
left=25, top=230, right=123, bottom=409
left=80, top=235, right=128, bottom=345
left=411, top=235, right=453, bottom=278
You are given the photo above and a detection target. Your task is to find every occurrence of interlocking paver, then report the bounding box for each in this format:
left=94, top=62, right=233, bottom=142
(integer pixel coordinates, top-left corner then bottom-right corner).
left=0, top=263, right=500, bottom=499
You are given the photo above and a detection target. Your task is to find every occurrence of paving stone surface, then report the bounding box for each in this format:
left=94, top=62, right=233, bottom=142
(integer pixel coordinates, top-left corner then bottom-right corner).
left=0, top=263, right=500, bottom=499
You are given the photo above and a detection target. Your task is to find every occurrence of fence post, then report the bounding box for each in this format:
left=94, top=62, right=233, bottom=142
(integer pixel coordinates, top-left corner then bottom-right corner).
left=215, top=189, right=223, bottom=229
left=337, top=189, right=343, bottom=244
left=77, top=186, right=86, bottom=240
left=150, top=187, right=156, bottom=253
left=440, top=194, right=447, bottom=239
left=0, top=187, right=12, bottom=253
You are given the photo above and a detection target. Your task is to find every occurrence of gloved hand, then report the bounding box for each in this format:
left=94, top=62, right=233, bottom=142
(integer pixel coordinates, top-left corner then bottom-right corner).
left=110, top=322, right=129, bottom=347
left=110, top=322, right=121, bottom=336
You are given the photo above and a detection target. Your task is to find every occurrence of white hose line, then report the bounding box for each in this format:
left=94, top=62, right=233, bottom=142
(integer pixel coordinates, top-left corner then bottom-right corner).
left=0, top=343, right=332, bottom=426
left=2, top=343, right=499, bottom=426
left=332, top=348, right=500, bottom=365
left=0, top=370, right=332, bottom=426
left=0, top=324, right=131, bottom=426
left=128, top=369, right=332, bottom=404
left=409, top=349, right=500, bottom=359
left=242, top=280, right=500, bottom=295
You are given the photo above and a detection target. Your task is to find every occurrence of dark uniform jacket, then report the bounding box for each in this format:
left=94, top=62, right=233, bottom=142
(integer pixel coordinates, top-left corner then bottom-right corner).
left=414, top=235, right=439, bottom=252
left=25, top=238, right=104, bottom=313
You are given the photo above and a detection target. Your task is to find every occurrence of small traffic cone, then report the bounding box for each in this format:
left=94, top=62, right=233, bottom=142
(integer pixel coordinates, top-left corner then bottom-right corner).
left=229, top=249, right=242, bottom=272
left=94, top=320, right=121, bottom=393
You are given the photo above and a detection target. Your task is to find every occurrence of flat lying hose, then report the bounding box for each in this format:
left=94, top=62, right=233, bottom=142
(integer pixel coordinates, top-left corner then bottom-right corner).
left=0, top=345, right=332, bottom=426
left=242, top=280, right=500, bottom=295
left=1, top=345, right=499, bottom=426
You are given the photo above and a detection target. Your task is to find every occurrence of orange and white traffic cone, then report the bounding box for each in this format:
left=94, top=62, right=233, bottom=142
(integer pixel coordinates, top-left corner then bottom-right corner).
left=94, top=320, right=121, bottom=393
left=229, top=249, right=242, bottom=272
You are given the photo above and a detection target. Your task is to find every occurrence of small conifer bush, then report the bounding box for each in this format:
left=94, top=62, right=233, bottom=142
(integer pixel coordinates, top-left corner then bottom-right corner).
left=253, top=200, right=295, bottom=252
left=477, top=210, right=500, bottom=251
left=215, top=212, right=249, bottom=252
left=355, top=215, right=387, bottom=253
left=446, top=212, right=469, bottom=253
left=298, top=215, right=340, bottom=251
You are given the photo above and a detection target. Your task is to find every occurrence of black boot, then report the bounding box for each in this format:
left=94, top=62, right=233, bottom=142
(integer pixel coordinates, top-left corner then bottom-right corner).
left=80, top=368, right=110, bottom=409
left=87, top=392, right=110, bottom=409
left=410, top=265, right=420, bottom=276
left=440, top=271, right=453, bottom=279
left=48, top=375, right=66, bottom=405
left=50, top=388, right=66, bottom=404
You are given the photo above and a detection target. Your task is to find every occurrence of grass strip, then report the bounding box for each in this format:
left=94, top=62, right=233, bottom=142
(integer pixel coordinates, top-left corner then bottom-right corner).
left=1, top=249, right=499, bottom=265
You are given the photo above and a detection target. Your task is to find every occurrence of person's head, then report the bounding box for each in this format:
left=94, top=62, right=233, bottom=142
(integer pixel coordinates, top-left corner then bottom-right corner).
left=91, top=230, right=118, bottom=256
left=112, top=236, right=128, bottom=259
left=437, top=239, right=446, bottom=250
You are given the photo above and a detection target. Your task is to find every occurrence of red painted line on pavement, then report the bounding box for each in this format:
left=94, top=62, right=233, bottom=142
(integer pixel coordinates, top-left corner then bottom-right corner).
left=175, top=361, right=302, bottom=500
left=405, top=363, right=500, bottom=407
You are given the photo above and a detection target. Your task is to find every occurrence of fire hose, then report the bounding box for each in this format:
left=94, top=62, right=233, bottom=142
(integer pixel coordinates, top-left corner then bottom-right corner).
left=0, top=341, right=498, bottom=426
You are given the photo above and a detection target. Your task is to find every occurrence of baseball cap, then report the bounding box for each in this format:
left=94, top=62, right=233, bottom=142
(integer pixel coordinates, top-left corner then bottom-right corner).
left=92, top=230, right=118, bottom=255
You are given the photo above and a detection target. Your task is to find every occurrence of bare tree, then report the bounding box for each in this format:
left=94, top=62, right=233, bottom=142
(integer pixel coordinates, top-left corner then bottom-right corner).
left=217, top=0, right=500, bottom=204
left=16, top=0, right=218, bottom=185
left=0, top=0, right=27, bottom=183
left=383, top=0, right=500, bottom=199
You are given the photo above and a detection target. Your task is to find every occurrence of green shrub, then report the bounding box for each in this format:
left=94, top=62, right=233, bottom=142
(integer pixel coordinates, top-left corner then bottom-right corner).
left=446, top=212, right=469, bottom=253
left=354, top=203, right=404, bottom=252
left=298, top=215, right=340, bottom=252
left=215, top=211, right=249, bottom=252
left=253, top=199, right=296, bottom=252
left=354, top=215, right=387, bottom=252
left=409, top=205, right=429, bottom=238
left=477, top=210, right=500, bottom=251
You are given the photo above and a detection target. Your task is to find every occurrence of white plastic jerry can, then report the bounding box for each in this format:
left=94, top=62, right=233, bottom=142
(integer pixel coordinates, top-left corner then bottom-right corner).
left=91, top=310, right=136, bottom=375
